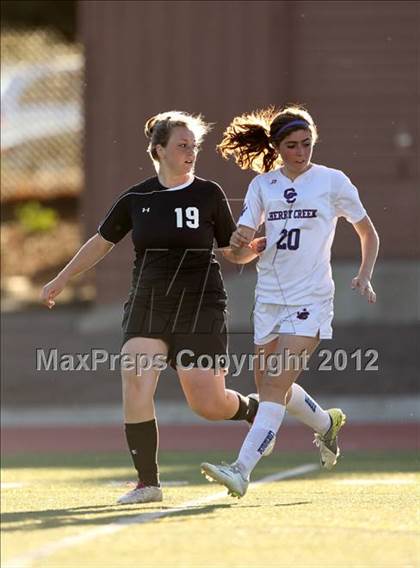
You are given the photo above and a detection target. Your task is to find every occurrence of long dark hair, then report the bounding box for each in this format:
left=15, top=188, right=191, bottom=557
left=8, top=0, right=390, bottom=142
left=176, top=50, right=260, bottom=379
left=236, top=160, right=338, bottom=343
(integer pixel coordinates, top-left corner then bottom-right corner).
left=217, top=105, right=318, bottom=173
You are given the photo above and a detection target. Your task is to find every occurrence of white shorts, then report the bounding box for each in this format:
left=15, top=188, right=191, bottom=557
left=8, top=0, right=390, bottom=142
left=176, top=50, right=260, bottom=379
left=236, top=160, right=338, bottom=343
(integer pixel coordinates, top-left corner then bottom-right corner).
left=254, top=298, right=334, bottom=345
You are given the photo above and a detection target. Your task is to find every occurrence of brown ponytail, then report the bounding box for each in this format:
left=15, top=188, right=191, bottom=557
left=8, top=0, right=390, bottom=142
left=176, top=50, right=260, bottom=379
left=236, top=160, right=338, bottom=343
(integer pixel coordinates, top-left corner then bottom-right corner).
left=217, top=107, right=281, bottom=174
left=218, top=105, right=318, bottom=174
left=144, top=115, right=161, bottom=140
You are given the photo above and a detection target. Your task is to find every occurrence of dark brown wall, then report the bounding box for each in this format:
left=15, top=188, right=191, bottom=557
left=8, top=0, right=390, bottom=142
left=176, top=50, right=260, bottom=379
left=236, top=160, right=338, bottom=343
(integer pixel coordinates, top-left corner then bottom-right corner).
left=79, top=0, right=419, bottom=304
left=289, top=1, right=419, bottom=259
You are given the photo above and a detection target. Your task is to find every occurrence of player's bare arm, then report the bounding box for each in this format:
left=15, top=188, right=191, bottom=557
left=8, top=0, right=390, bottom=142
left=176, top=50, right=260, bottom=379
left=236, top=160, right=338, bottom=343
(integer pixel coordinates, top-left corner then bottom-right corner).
left=41, top=233, right=114, bottom=309
left=351, top=215, right=380, bottom=303
left=221, top=245, right=257, bottom=264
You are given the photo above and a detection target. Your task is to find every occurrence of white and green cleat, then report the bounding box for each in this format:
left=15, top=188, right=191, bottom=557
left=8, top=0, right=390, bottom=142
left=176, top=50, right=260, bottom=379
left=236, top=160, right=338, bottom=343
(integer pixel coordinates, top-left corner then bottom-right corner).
left=201, top=462, right=249, bottom=498
left=313, top=408, right=346, bottom=470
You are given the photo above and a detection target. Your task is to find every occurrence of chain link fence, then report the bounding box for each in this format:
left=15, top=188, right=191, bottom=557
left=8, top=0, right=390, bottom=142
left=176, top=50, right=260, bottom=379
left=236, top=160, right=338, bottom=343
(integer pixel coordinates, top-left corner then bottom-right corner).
left=1, top=29, right=84, bottom=203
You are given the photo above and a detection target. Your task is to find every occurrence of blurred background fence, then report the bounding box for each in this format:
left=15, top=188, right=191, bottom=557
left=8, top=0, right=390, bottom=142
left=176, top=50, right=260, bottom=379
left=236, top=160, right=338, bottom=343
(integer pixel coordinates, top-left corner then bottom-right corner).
left=1, top=30, right=83, bottom=203
left=1, top=28, right=87, bottom=306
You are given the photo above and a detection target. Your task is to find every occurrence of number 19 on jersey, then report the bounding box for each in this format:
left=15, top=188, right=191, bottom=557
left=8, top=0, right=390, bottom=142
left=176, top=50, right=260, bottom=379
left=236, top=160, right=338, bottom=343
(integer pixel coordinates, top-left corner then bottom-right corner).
left=175, top=207, right=200, bottom=229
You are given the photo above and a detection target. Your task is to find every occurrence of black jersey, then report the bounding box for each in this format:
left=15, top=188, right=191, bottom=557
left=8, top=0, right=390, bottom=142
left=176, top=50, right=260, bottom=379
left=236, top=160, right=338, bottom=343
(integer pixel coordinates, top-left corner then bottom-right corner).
left=98, top=176, right=236, bottom=309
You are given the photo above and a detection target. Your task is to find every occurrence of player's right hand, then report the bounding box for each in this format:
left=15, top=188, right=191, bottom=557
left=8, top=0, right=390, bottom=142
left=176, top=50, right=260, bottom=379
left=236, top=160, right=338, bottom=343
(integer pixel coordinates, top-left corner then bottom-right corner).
left=41, top=276, right=66, bottom=309
left=351, top=275, right=377, bottom=304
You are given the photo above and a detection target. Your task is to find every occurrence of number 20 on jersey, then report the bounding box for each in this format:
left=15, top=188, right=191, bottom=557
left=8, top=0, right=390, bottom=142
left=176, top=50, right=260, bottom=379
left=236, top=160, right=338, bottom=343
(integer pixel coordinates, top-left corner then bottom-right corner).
left=276, top=228, right=301, bottom=250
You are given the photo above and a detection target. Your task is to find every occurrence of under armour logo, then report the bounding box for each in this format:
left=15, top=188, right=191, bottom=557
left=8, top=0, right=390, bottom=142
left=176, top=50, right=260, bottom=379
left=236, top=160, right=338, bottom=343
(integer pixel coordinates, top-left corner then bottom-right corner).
left=240, top=204, right=248, bottom=217
left=270, top=179, right=278, bottom=184
left=284, top=188, right=297, bottom=203
left=142, top=207, right=150, bottom=213
left=297, top=309, right=310, bottom=320
left=131, top=449, right=138, bottom=455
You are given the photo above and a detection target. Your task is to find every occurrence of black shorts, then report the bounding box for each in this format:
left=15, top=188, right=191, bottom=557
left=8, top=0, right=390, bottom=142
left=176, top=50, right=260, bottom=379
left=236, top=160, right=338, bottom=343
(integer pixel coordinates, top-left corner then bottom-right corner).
left=121, top=300, right=228, bottom=370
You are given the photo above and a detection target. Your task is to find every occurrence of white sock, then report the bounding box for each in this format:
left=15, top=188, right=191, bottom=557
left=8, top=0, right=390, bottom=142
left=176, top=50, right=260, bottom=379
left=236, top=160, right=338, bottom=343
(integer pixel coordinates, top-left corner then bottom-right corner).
left=286, top=383, right=331, bottom=434
left=236, top=401, right=285, bottom=479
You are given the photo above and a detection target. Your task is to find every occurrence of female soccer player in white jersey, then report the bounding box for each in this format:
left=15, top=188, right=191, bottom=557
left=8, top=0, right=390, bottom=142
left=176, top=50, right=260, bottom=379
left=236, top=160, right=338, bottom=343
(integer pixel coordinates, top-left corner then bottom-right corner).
left=41, top=111, right=268, bottom=505
left=201, top=105, right=380, bottom=497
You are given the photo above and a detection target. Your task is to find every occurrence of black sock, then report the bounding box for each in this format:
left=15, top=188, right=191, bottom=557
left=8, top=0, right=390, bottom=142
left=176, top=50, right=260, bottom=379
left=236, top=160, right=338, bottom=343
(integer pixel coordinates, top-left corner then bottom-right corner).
left=124, top=419, right=160, bottom=487
left=228, top=393, right=258, bottom=424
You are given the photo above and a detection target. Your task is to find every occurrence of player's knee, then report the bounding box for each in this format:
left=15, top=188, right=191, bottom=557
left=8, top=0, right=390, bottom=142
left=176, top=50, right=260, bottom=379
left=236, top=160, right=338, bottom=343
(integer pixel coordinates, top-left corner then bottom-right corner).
left=260, top=377, right=292, bottom=404
left=123, top=374, right=152, bottom=400
left=190, top=399, right=225, bottom=420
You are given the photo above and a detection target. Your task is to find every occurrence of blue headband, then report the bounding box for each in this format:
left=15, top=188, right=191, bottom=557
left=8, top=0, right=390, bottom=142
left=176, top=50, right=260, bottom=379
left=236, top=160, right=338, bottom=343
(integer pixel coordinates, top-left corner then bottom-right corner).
left=272, top=119, right=310, bottom=139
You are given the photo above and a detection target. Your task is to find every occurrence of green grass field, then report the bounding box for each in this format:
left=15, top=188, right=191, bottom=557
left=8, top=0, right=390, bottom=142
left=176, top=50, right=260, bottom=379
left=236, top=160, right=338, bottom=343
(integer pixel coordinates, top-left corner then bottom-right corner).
left=2, top=450, right=419, bottom=568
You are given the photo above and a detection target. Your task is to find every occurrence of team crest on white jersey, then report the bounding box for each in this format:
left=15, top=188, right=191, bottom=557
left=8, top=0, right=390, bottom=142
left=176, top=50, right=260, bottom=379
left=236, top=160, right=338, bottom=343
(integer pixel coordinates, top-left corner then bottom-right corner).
left=284, top=188, right=297, bottom=203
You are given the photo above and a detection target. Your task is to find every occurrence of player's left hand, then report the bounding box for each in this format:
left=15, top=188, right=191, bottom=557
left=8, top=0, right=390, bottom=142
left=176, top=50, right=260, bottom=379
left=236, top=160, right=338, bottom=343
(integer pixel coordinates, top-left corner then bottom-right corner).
left=230, top=226, right=255, bottom=249
left=249, top=237, right=267, bottom=254
left=351, top=275, right=376, bottom=303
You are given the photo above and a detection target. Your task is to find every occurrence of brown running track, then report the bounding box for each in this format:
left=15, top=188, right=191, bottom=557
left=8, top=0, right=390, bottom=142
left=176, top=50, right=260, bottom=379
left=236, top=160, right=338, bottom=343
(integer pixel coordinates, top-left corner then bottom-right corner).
left=2, top=423, right=419, bottom=455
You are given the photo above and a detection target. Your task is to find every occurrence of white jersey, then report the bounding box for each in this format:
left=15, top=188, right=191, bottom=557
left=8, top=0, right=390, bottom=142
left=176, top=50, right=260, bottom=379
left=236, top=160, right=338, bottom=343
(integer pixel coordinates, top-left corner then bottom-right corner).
left=238, top=163, right=367, bottom=305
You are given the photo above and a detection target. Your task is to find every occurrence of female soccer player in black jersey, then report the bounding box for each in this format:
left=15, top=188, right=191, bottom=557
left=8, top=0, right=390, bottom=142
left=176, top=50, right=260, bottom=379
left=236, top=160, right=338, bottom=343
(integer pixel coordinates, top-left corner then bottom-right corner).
left=41, top=111, right=264, bottom=505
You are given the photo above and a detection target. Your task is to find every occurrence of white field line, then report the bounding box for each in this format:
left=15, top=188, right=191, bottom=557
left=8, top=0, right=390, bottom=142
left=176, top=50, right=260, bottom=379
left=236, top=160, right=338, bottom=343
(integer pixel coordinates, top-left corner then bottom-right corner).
left=5, top=463, right=317, bottom=568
